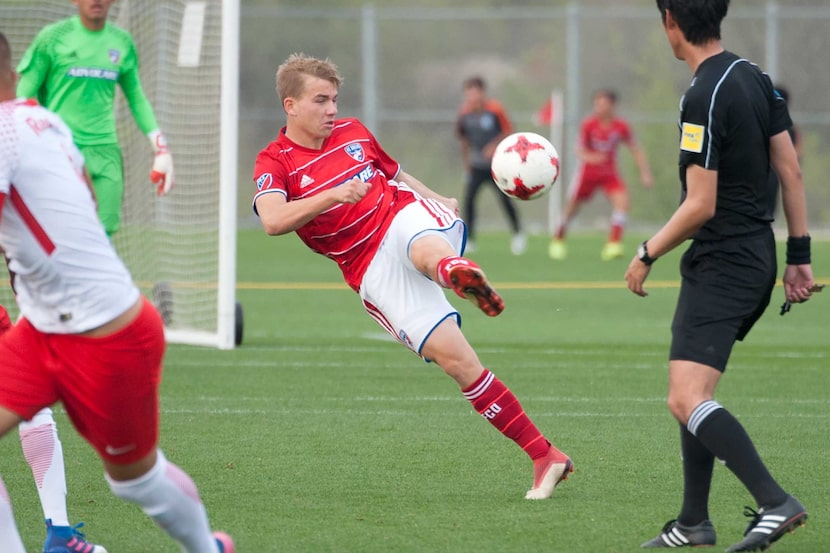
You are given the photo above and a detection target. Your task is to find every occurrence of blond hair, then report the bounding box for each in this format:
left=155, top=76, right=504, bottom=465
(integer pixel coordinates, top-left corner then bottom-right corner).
left=276, top=53, right=342, bottom=105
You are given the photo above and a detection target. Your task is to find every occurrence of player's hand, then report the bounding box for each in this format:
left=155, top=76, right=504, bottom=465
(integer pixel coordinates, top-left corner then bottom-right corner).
left=625, top=255, right=652, bottom=297
left=439, top=196, right=460, bottom=216
left=148, top=130, right=174, bottom=196
left=641, top=171, right=655, bottom=189
left=783, top=264, right=815, bottom=304
left=333, top=178, right=371, bottom=204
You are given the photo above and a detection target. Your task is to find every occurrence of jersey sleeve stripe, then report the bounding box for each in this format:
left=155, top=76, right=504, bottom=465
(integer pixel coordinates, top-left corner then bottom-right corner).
left=9, top=186, right=55, bottom=255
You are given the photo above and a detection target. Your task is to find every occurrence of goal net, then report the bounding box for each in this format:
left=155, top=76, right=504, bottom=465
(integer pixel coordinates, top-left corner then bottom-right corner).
left=0, top=0, right=239, bottom=348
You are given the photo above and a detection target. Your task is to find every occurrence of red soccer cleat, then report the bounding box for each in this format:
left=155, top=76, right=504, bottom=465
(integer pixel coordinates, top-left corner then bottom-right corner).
left=445, top=259, right=505, bottom=317
left=525, top=446, right=573, bottom=500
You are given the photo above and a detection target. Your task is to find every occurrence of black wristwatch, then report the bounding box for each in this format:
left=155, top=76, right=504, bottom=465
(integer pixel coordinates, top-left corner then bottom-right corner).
left=637, top=240, right=657, bottom=266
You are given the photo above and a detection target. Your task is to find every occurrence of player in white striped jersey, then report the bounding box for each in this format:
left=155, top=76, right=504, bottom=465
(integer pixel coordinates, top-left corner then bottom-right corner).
left=0, top=32, right=233, bottom=553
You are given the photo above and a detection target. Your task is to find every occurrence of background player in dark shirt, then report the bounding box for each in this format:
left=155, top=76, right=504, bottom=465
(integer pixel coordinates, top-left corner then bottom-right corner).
left=627, top=2, right=816, bottom=551
left=456, top=76, right=526, bottom=255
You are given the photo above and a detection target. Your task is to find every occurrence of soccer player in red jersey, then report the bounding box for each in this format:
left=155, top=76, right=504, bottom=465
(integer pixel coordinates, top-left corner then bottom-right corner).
left=0, top=33, right=233, bottom=553
left=549, top=89, right=654, bottom=261
left=253, top=53, right=572, bottom=500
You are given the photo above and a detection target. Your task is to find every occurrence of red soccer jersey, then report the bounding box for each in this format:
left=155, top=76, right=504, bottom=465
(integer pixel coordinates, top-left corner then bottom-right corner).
left=578, top=116, right=633, bottom=179
left=252, top=118, right=416, bottom=292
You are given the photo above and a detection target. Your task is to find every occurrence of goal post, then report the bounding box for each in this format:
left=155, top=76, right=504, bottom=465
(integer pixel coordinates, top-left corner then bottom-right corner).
left=0, top=0, right=241, bottom=349
left=541, top=89, right=565, bottom=237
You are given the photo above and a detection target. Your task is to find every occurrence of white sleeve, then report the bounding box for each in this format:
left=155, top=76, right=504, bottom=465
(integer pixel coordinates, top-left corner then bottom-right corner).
left=0, top=110, right=19, bottom=196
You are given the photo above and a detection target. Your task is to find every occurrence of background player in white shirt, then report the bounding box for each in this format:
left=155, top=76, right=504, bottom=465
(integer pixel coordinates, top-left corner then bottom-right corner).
left=0, top=32, right=233, bottom=553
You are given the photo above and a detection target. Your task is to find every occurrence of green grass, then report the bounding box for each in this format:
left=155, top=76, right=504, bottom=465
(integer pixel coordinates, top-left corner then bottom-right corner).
left=1, top=230, right=828, bottom=552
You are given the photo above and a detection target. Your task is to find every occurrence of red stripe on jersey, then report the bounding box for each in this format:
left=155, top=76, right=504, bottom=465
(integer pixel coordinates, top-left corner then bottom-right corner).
left=9, top=186, right=55, bottom=255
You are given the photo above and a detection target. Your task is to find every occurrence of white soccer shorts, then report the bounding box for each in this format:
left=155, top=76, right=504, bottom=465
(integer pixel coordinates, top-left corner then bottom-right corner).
left=359, top=199, right=467, bottom=357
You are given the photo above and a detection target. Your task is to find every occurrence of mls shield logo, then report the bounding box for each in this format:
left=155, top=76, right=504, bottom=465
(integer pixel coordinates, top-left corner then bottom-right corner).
left=398, top=330, right=414, bottom=350
left=345, top=143, right=364, bottom=162
left=108, top=49, right=121, bottom=64
left=256, top=173, right=272, bottom=190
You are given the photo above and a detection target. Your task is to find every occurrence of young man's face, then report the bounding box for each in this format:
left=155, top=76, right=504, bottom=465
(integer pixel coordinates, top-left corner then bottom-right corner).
left=593, top=94, right=615, bottom=118
left=285, top=75, right=339, bottom=144
left=463, top=85, right=485, bottom=107
left=74, top=0, right=115, bottom=25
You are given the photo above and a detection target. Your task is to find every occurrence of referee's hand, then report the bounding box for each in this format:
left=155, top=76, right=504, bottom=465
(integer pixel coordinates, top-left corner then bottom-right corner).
left=625, top=256, right=652, bottom=297
left=783, top=264, right=816, bottom=304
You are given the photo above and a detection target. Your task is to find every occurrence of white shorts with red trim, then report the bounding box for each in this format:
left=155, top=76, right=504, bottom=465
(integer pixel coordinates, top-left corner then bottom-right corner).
left=359, top=199, right=465, bottom=357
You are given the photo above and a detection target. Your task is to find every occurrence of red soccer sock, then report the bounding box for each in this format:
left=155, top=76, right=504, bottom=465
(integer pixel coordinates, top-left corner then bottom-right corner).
left=555, top=224, right=567, bottom=240
left=462, top=369, right=551, bottom=460
left=608, top=223, right=624, bottom=243
left=436, top=256, right=477, bottom=290
left=608, top=210, right=626, bottom=242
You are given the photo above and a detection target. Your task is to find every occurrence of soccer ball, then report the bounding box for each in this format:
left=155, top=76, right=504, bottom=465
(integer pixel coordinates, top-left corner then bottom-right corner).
left=491, top=131, right=560, bottom=201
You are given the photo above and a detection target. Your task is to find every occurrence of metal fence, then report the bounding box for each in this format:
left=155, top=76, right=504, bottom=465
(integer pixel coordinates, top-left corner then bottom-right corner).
left=239, top=2, right=830, bottom=232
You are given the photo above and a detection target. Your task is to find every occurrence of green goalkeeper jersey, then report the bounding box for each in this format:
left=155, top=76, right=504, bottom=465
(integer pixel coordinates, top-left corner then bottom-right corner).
left=16, top=15, right=159, bottom=146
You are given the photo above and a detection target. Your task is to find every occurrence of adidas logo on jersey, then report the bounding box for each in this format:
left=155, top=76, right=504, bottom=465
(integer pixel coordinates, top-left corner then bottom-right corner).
left=300, top=174, right=315, bottom=188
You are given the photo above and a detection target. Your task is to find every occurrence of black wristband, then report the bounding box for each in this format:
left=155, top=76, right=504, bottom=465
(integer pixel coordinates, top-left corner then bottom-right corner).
left=786, top=235, right=811, bottom=265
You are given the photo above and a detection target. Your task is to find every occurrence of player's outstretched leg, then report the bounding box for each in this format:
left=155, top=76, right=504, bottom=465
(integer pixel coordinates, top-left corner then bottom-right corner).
left=462, top=368, right=572, bottom=499
left=725, top=495, right=807, bottom=553
left=436, top=256, right=504, bottom=316
left=106, top=450, right=233, bottom=553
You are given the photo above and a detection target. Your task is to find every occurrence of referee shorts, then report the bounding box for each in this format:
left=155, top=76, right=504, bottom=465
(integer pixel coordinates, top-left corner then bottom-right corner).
left=670, top=229, right=777, bottom=372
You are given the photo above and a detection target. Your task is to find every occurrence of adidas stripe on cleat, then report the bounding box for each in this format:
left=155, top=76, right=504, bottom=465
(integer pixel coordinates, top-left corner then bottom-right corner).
left=725, top=495, right=807, bottom=552
left=641, top=519, right=716, bottom=548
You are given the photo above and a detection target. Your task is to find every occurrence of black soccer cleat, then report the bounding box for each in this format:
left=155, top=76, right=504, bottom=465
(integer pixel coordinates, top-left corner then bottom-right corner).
left=725, top=495, right=807, bottom=552
left=641, top=519, right=717, bottom=548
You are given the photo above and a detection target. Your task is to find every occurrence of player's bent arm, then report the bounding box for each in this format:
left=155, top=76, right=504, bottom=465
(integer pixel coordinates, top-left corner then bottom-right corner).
left=770, top=131, right=809, bottom=238
left=15, top=35, right=49, bottom=99
left=458, top=138, right=471, bottom=172
left=630, top=145, right=654, bottom=188
left=256, top=179, right=370, bottom=235
left=644, top=164, right=716, bottom=258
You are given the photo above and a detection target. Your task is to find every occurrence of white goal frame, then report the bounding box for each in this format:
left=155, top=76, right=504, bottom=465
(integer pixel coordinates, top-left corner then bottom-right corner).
left=166, top=0, right=240, bottom=349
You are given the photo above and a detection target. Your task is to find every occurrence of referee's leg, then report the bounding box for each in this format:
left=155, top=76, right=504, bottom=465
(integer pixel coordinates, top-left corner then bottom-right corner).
left=668, top=359, right=788, bottom=512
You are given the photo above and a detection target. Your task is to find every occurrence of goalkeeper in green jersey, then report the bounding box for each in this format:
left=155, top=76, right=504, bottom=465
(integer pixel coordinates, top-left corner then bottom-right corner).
left=16, top=0, right=174, bottom=238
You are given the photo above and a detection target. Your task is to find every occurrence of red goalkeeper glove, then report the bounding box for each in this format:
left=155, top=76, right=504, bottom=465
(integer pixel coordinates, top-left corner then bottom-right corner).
left=148, top=130, right=174, bottom=196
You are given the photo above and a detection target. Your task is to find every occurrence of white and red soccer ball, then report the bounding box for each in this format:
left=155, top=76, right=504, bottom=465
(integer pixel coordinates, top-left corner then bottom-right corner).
left=491, top=131, right=560, bottom=201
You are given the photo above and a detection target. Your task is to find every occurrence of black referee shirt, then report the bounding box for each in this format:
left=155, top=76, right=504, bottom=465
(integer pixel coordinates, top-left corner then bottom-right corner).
left=676, top=51, right=792, bottom=240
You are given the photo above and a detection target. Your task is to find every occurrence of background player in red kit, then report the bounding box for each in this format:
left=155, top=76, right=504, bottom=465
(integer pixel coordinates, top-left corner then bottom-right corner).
left=253, top=53, right=572, bottom=500
left=549, top=89, right=653, bottom=261
left=0, top=32, right=233, bottom=553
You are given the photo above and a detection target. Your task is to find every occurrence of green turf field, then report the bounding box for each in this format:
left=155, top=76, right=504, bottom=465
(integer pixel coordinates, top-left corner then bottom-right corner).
left=1, top=230, right=827, bottom=552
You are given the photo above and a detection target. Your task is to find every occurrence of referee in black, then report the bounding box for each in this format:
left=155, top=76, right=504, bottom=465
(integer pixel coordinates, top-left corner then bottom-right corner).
left=627, top=1, right=817, bottom=551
